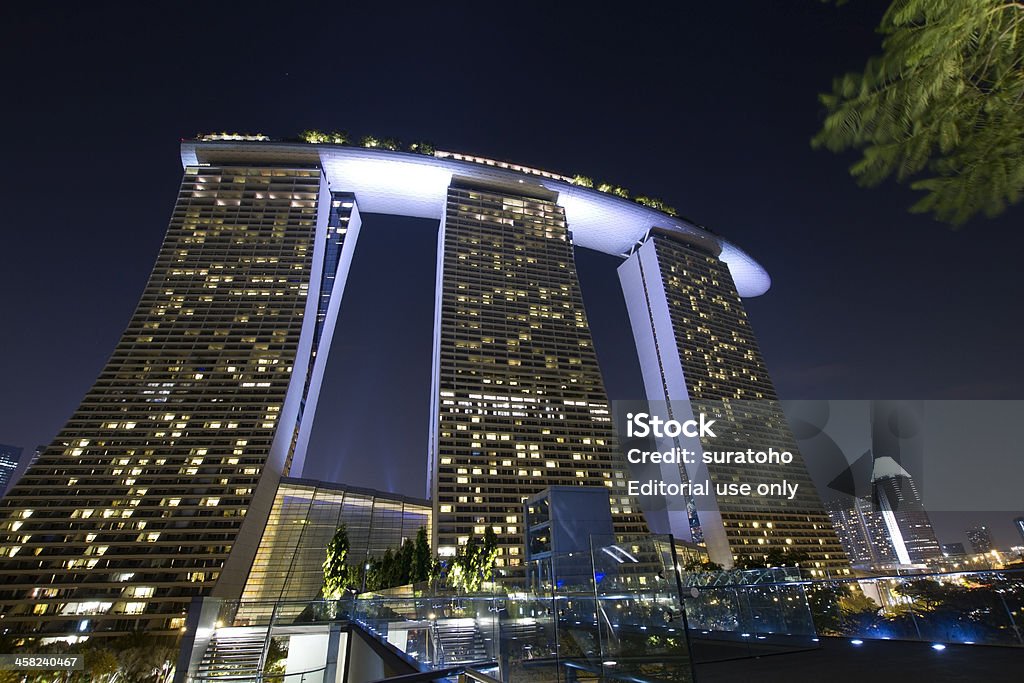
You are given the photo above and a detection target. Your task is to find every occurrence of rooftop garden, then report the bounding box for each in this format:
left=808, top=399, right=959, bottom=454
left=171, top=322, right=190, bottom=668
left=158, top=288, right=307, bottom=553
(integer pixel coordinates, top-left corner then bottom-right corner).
left=196, top=130, right=679, bottom=218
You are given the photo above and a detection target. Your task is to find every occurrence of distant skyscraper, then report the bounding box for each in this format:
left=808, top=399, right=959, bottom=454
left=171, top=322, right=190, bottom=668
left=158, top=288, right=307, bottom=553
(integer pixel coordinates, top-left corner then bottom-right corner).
left=0, top=444, right=24, bottom=494
left=619, top=232, right=849, bottom=574
left=966, top=525, right=994, bottom=554
left=868, top=402, right=942, bottom=564
left=826, top=497, right=897, bottom=567
left=941, top=543, right=966, bottom=557
left=871, top=457, right=941, bottom=563
left=1015, top=517, right=1024, bottom=545
left=825, top=498, right=872, bottom=565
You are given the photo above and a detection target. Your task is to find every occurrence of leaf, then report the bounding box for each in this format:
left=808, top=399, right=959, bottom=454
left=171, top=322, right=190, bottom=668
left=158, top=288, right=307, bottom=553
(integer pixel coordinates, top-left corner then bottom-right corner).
left=813, top=0, right=1024, bottom=225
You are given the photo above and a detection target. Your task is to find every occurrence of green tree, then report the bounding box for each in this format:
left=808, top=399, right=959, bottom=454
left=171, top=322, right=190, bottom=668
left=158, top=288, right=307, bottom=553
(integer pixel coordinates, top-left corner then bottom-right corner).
left=355, top=527, right=442, bottom=593
left=805, top=583, right=880, bottom=636
left=83, top=646, right=119, bottom=681
left=634, top=195, right=679, bottom=216
left=299, top=130, right=349, bottom=144
left=299, top=129, right=329, bottom=143
left=408, top=141, right=436, bottom=155
left=448, top=527, right=499, bottom=593
left=377, top=548, right=400, bottom=589
left=411, top=526, right=432, bottom=583
left=0, top=633, right=178, bottom=683
left=364, top=545, right=409, bottom=591
left=735, top=547, right=810, bottom=570
left=397, top=537, right=415, bottom=583
left=813, top=0, right=1024, bottom=225
left=765, top=547, right=810, bottom=568
left=683, top=559, right=724, bottom=572
left=323, top=524, right=359, bottom=598
left=107, top=632, right=178, bottom=683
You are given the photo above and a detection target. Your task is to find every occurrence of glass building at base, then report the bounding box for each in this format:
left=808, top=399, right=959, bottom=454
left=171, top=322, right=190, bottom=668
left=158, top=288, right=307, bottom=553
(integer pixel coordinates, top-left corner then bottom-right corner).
left=235, top=477, right=431, bottom=625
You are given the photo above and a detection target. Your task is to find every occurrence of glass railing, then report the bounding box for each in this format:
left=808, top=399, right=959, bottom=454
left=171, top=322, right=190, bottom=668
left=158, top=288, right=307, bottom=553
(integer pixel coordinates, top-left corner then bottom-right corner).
left=344, top=554, right=698, bottom=682
left=802, top=568, right=1024, bottom=646
left=682, top=574, right=819, bottom=662
left=183, top=540, right=1023, bottom=683
left=685, top=568, right=1024, bottom=654
left=194, top=535, right=698, bottom=682
left=342, top=593, right=695, bottom=682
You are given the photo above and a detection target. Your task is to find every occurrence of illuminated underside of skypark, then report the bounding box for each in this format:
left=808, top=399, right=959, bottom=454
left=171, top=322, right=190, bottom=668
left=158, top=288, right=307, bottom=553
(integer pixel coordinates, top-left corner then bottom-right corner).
left=181, top=140, right=771, bottom=298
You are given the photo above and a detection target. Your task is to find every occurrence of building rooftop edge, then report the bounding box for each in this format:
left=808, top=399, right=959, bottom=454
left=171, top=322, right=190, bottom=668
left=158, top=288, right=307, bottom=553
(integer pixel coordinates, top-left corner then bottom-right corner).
left=279, top=475, right=432, bottom=509
left=180, top=140, right=772, bottom=297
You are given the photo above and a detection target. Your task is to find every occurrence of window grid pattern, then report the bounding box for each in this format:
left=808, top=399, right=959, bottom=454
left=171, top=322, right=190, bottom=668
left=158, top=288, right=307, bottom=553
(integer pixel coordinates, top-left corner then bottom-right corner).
left=0, top=166, right=322, bottom=634
left=826, top=497, right=898, bottom=566
left=651, top=235, right=848, bottom=573
left=433, top=184, right=646, bottom=578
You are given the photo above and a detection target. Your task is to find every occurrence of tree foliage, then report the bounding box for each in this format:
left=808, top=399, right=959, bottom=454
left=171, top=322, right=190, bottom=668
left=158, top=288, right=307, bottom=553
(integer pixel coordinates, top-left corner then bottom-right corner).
left=411, top=526, right=434, bottom=583
left=735, top=547, right=811, bottom=570
left=294, top=130, right=682, bottom=217
left=447, top=527, right=499, bottom=593
left=322, top=524, right=359, bottom=598
left=682, top=559, right=724, bottom=572
left=813, top=0, right=1024, bottom=225
left=112, top=632, right=178, bottom=683
left=324, top=525, right=438, bottom=596
left=0, top=633, right=178, bottom=683
left=299, top=129, right=349, bottom=144
left=362, top=527, right=440, bottom=592
left=805, top=583, right=880, bottom=636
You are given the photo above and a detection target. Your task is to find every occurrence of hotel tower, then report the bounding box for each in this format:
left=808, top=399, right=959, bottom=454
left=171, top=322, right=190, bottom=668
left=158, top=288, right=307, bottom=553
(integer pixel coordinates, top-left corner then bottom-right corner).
left=0, top=135, right=845, bottom=636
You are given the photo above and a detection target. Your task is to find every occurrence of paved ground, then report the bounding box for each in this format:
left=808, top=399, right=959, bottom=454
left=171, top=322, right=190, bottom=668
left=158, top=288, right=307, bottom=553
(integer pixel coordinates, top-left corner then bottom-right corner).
left=693, top=637, right=1022, bottom=682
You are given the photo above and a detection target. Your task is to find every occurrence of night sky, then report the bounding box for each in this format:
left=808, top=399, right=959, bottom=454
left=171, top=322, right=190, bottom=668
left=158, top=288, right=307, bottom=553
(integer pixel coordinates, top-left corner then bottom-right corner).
left=2, top=3, right=1022, bottom=550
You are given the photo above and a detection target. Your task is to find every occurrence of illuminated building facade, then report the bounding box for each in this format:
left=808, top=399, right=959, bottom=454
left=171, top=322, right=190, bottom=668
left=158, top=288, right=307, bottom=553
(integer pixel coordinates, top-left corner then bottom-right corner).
left=865, top=401, right=941, bottom=565
left=0, top=444, right=23, bottom=494
left=0, top=163, right=361, bottom=635
left=966, top=525, right=994, bottom=554
left=0, top=136, right=811, bottom=634
left=428, top=181, right=646, bottom=574
left=825, top=497, right=897, bottom=568
left=871, top=457, right=942, bottom=564
left=619, top=233, right=849, bottom=573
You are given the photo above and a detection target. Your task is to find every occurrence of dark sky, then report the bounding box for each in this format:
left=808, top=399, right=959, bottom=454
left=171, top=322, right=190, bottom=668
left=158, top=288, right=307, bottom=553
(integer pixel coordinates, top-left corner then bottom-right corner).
left=2, top=3, right=1022, bottom=550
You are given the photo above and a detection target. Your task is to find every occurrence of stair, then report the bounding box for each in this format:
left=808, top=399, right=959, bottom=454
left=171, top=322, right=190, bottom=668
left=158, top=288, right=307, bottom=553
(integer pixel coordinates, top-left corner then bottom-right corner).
left=434, top=619, right=489, bottom=664
left=194, top=627, right=268, bottom=681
